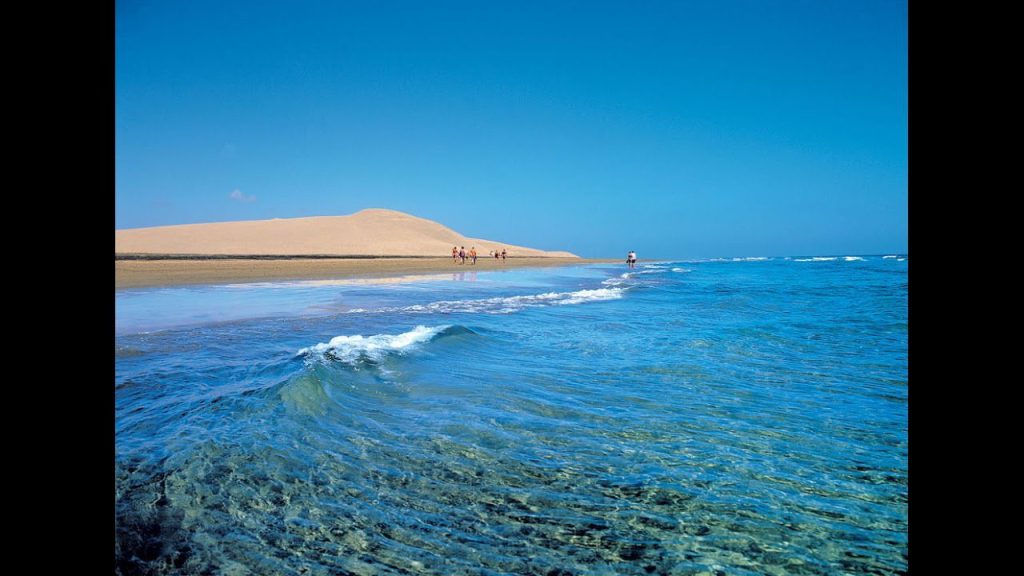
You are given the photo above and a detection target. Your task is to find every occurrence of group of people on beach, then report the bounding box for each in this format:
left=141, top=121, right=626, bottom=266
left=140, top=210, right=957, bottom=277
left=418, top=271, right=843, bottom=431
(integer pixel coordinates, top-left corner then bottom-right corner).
left=453, top=246, right=507, bottom=265
left=626, top=250, right=637, bottom=268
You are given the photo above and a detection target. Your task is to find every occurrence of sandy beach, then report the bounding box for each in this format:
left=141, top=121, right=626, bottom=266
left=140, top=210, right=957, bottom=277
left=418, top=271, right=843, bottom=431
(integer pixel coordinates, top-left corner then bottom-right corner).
left=114, top=208, right=618, bottom=288
left=116, top=257, right=617, bottom=289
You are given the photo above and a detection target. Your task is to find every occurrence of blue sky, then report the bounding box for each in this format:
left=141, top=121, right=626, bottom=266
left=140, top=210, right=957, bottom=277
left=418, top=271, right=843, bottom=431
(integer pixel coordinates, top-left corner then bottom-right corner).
left=115, top=0, right=907, bottom=259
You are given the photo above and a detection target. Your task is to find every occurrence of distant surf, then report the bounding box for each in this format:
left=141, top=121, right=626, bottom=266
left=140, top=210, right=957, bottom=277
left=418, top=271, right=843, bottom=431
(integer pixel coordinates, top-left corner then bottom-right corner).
left=346, top=287, right=627, bottom=315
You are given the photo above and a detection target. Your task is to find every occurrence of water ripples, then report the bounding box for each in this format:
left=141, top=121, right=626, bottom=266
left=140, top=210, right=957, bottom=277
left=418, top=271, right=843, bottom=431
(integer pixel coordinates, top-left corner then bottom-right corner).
left=116, top=259, right=907, bottom=575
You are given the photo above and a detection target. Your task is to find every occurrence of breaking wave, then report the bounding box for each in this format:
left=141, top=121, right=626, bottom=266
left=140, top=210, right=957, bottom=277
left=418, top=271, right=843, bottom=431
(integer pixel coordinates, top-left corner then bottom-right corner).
left=298, top=325, right=467, bottom=364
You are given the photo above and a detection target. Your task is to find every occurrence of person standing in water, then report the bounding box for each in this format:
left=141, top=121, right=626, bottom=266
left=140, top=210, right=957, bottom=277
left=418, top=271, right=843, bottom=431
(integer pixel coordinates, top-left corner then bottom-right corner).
left=470, top=246, right=477, bottom=265
left=501, top=248, right=507, bottom=262
left=452, top=246, right=458, bottom=264
left=459, top=246, right=466, bottom=265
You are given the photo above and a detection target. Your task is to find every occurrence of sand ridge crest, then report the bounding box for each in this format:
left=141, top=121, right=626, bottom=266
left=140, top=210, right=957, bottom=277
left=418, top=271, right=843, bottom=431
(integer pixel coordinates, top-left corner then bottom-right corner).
left=116, top=208, right=577, bottom=258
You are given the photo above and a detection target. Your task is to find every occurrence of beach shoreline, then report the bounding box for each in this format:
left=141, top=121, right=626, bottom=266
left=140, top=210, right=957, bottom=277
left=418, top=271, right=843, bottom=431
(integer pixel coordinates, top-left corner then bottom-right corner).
left=115, top=257, right=619, bottom=289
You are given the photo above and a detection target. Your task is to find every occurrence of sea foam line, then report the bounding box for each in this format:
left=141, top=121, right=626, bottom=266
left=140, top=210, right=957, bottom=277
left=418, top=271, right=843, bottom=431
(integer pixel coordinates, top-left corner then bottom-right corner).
left=703, top=256, right=772, bottom=262
left=350, top=287, right=627, bottom=315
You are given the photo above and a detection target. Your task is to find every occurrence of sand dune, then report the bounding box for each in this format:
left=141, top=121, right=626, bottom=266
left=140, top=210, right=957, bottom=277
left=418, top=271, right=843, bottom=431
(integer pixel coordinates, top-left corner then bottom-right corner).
left=115, top=208, right=578, bottom=258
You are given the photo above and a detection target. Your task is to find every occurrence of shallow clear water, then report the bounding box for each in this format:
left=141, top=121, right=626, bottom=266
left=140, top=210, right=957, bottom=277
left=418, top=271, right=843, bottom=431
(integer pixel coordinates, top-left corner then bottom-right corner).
left=115, top=257, right=907, bottom=575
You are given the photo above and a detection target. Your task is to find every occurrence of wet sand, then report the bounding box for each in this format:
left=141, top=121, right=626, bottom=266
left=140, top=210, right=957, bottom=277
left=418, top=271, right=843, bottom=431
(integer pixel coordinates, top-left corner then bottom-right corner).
left=115, top=257, right=618, bottom=289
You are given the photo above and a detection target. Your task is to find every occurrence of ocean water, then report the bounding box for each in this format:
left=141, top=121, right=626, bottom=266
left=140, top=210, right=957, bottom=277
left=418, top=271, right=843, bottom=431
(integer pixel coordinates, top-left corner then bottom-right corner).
left=115, top=257, right=908, bottom=575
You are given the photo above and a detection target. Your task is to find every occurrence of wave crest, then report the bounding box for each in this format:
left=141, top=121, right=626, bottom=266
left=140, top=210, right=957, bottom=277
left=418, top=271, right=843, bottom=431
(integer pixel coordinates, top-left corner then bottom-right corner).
left=298, top=325, right=458, bottom=364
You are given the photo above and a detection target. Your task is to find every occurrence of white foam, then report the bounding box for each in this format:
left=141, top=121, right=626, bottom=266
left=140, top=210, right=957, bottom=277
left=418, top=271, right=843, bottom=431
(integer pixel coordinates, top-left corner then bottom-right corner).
left=704, top=256, right=771, bottom=262
left=671, top=268, right=691, bottom=273
left=883, top=255, right=898, bottom=259
left=794, top=257, right=838, bottom=262
left=350, top=287, right=627, bottom=315
left=557, top=288, right=625, bottom=305
left=298, top=325, right=449, bottom=364
left=606, top=271, right=640, bottom=282
left=897, top=258, right=906, bottom=262
left=843, top=256, right=866, bottom=262
left=604, top=268, right=667, bottom=284
left=438, top=287, right=623, bottom=312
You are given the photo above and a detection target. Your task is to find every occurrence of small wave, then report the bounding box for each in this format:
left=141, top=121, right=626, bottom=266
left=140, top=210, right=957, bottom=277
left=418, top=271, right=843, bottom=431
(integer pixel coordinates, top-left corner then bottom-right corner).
left=400, top=288, right=626, bottom=313
left=671, top=268, right=691, bottom=273
left=883, top=255, right=898, bottom=259
left=897, top=258, right=905, bottom=262
left=794, top=257, right=838, bottom=262
left=350, top=287, right=627, bottom=315
left=603, top=269, right=667, bottom=284
left=115, top=346, right=146, bottom=359
left=706, top=256, right=771, bottom=262
left=558, top=288, right=625, bottom=305
left=298, top=325, right=456, bottom=364
left=844, top=256, right=866, bottom=262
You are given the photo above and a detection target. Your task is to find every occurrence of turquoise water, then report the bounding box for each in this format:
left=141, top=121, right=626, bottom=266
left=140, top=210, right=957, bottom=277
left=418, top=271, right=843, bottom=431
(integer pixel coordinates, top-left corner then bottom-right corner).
left=115, top=257, right=908, bottom=575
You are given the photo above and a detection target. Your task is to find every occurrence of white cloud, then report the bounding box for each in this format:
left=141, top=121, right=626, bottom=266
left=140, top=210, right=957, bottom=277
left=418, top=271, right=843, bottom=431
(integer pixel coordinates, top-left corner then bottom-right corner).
left=229, top=189, right=255, bottom=202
